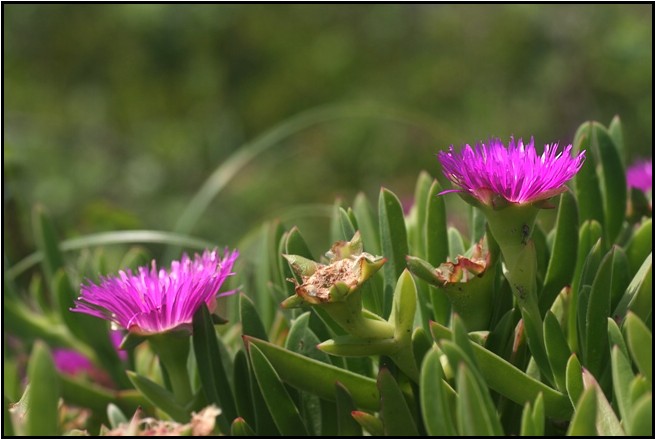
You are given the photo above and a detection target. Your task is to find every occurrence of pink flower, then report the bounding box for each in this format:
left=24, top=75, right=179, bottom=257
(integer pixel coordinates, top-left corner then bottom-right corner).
left=626, top=159, right=653, bottom=192
left=437, top=137, right=585, bottom=206
left=52, top=330, right=126, bottom=387
left=52, top=348, right=95, bottom=376
left=72, top=249, right=238, bottom=335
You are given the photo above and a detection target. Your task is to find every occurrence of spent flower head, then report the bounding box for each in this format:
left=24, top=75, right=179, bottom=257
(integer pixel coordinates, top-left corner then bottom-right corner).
left=283, top=232, right=385, bottom=306
left=437, top=137, right=585, bottom=207
left=433, top=240, right=490, bottom=286
left=72, top=249, right=238, bottom=335
left=626, top=159, right=653, bottom=192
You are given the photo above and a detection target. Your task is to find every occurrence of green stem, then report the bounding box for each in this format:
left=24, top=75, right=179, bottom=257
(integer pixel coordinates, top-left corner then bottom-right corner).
left=148, top=333, right=193, bottom=405
left=484, top=205, right=554, bottom=384
left=502, top=242, right=554, bottom=385
left=320, top=292, right=395, bottom=340
left=390, top=346, right=419, bottom=382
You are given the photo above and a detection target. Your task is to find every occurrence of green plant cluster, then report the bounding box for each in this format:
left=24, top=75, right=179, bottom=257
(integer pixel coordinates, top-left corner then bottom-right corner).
left=3, top=118, right=652, bottom=436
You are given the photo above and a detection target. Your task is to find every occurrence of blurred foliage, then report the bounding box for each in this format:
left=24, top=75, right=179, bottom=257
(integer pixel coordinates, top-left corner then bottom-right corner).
left=4, top=4, right=652, bottom=260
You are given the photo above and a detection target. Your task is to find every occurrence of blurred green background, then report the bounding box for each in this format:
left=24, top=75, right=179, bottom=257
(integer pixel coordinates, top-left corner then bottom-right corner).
left=4, top=4, right=653, bottom=260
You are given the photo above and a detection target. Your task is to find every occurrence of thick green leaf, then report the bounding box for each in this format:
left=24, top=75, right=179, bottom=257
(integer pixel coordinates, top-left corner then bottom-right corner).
left=456, top=364, right=503, bottom=436
left=424, top=180, right=450, bottom=324
left=386, top=269, right=420, bottom=380
left=439, top=340, right=499, bottom=422
left=425, top=180, right=449, bottom=266
left=248, top=354, right=279, bottom=436
left=3, top=396, right=14, bottom=437
left=268, top=221, right=287, bottom=300
left=573, top=122, right=604, bottom=228
left=127, top=371, right=188, bottom=422
left=28, top=272, right=50, bottom=316
left=584, top=247, right=615, bottom=378
left=352, top=192, right=381, bottom=255
left=60, top=374, right=149, bottom=416
left=420, top=348, right=457, bottom=436
left=379, top=187, right=409, bottom=318
left=447, top=226, right=465, bottom=260
left=614, top=253, right=652, bottom=323
left=285, top=312, right=332, bottom=364
left=378, top=368, right=419, bottom=436
left=568, top=220, right=603, bottom=350
left=277, top=231, right=297, bottom=300
left=230, top=417, right=256, bottom=436
left=239, top=293, right=269, bottom=341
left=566, top=388, right=597, bottom=436
left=335, top=382, right=362, bottom=436
left=330, top=199, right=347, bottom=242
left=543, top=311, right=570, bottom=393
left=3, top=360, right=20, bottom=404
left=625, top=218, right=652, bottom=276
left=624, top=312, right=652, bottom=383
left=611, top=346, right=635, bottom=431
left=107, top=403, right=128, bottom=429
left=430, top=322, right=571, bottom=419
left=4, top=296, right=83, bottom=354
left=254, top=222, right=285, bottom=328
left=520, top=394, right=545, bottom=437
left=607, top=318, right=629, bottom=359
left=532, top=393, right=545, bottom=436
left=469, top=204, right=486, bottom=245
left=411, top=171, right=433, bottom=258
left=565, top=354, right=584, bottom=407
left=32, top=204, right=65, bottom=289
left=628, top=394, right=653, bottom=436
left=540, top=191, right=578, bottom=313
left=232, top=350, right=255, bottom=427
left=245, top=336, right=380, bottom=410
left=608, top=247, right=631, bottom=311
left=411, top=327, right=433, bottom=369
left=338, top=207, right=357, bottom=240
left=192, top=305, right=236, bottom=431
left=592, top=122, right=626, bottom=243
left=351, top=411, right=384, bottom=436
left=629, top=375, right=650, bottom=406
left=53, top=269, right=99, bottom=346
left=284, top=226, right=314, bottom=261
left=26, top=342, right=60, bottom=436
left=582, top=369, right=624, bottom=435
left=579, top=237, right=605, bottom=289
left=282, top=227, right=315, bottom=302
left=249, top=344, right=308, bottom=436
left=520, top=401, right=536, bottom=436
left=450, top=315, right=478, bottom=369
left=575, top=237, right=605, bottom=355
left=607, top=115, right=625, bottom=162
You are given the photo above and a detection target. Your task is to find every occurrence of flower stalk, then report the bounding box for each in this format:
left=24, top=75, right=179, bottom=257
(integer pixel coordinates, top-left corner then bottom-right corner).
left=148, top=332, right=194, bottom=405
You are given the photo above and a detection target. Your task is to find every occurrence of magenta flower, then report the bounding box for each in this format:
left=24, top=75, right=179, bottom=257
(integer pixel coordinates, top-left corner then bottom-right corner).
left=437, top=137, right=585, bottom=206
left=52, top=331, right=126, bottom=387
left=72, top=249, right=239, bottom=335
left=52, top=348, right=95, bottom=376
left=626, top=159, right=653, bottom=192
